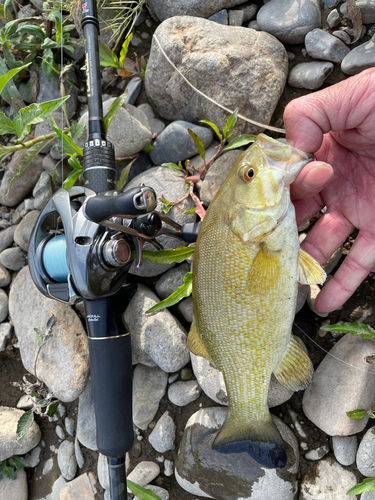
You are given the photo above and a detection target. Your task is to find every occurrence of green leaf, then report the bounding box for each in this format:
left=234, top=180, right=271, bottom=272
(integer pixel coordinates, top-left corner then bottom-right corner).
left=63, top=154, right=84, bottom=189
left=8, top=140, right=50, bottom=193
left=0, top=57, right=25, bottom=112
left=188, top=128, right=205, bottom=160
left=0, top=63, right=30, bottom=95
left=223, top=109, right=238, bottom=140
left=16, top=410, right=34, bottom=440
left=366, top=355, right=375, bottom=365
left=141, top=246, right=195, bottom=264
left=161, top=162, right=184, bottom=171
left=9, top=456, right=28, bottom=469
left=41, top=48, right=55, bottom=81
left=24, top=51, right=38, bottom=64
left=2, top=46, right=20, bottom=70
left=98, top=39, right=121, bottom=69
left=347, top=409, right=368, bottom=419
left=4, top=19, right=19, bottom=37
left=48, top=11, right=62, bottom=44
left=51, top=116, right=83, bottom=156
left=0, top=5, right=12, bottom=23
left=69, top=123, right=85, bottom=139
left=146, top=272, right=193, bottom=313
left=369, top=412, right=375, bottom=419
left=103, top=90, right=128, bottom=134
left=321, top=322, right=375, bottom=339
left=199, top=119, right=222, bottom=141
left=16, top=24, right=45, bottom=40
left=161, top=195, right=173, bottom=206
left=127, top=480, right=163, bottom=500
left=224, top=134, right=256, bottom=151
left=36, top=398, right=51, bottom=408
left=47, top=401, right=59, bottom=417
left=41, top=37, right=57, bottom=50
left=1, top=460, right=16, bottom=480
left=184, top=207, right=196, bottom=214
left=116, top=162, right=132, bottom=191
left=0, top=109, right=14, bottom=135
left=143, top=142, right=153, bottom=153
left=347, top=477, right=375, bottom=495
left=119, top=33, right=133, bottom=67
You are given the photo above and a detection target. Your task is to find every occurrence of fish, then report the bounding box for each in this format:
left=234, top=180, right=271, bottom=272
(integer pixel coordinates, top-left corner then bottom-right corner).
left=188, top=133, right=326, bottom=469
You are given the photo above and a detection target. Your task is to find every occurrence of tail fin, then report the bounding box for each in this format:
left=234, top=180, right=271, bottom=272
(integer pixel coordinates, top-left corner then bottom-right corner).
left=212, top=414, right=287, bottom=469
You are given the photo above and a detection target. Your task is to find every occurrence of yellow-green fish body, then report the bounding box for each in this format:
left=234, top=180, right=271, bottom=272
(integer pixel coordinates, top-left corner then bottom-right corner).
left=189, top=134, right=326, bottom=468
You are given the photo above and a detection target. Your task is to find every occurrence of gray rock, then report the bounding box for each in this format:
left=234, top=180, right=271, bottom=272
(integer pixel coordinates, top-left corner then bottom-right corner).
left=248, top=20, right=261, bottom=30
left=125, top=167, right=196, bottom=227
left=0, top=225, right=16, bottom=253
left=199, top=150, right=243, bottom=206
left=58, top=404, right=66, bottom=418
left=42, top=457, right=54, bottom=475
left=65, top=417, right=75, bottom=437
left=0, top=247, right=26, bottom=271
left=148, top=411, right=176, bottom=453
left=137, top=103, right=165, bottom=136
left=13, top=210, right=40, bottom=251
left=362, top=491, right=375, bottom=500
left=127, top=461, right=160, bottom=491
left=0, top=467, right=27, bottom=500
left=190, top=141, right=220, bottom=170
left=34, top=116, right=59, bottom=154
left=51, top=475, right=67, bottom=500
left=133, top=364, right=168, bottom=430
left=64, top=38, right=85, bottom=61
left=0, top=150, right=44, bottom=207
left=332, top=435, right=358, bottom=466
left=332, top=30, right=351, bottom=44
left=150, top=121, right=213, bottom=166
left=303, top=333, right=375, bottom=436
left=177, top=296, right=194, bottom=323
left=135, top=485, right=169, bottom=500
left=341, top=0, right=375, bottom=24
left=0, top=321, right=11, bottom=350
left=240, top=4, right=258, bottom=23
left=98, top=452, right=110, bottom=490
left=77, top=378, right=97, bottom=450
left=305, top=29, right=350, bottom=63
left=323, top=0, right=340, bottom=7
left=145, top=17, right=288, bottom=136
left=342, top=37, right=375, bottom=76
left=175, top=408, right=298, bottom=499
left=33, top=172, right=53, bottom=210
left=24, top=445, right=41, bottom=468
left=299, top=457, right=357, bottom=499
left=257, top=0, right=321, bottom=44
left=56, top=425, right=65, bottom=440
left=37, top=69, right=77, bottom=120
left=305, top=445, right=329, bottom=460
left=168, top=380, right=201, bottom=406
left=74, top=437, right=84, bottom=469
left=228, top=9, right=244, bottom=26
left=164, top=459, right=173, bottom=476
left=9, top=267, right=89, bottom=402
left=357, top=427, right=375, bottom=477
left=16, top=394, right=33, bottom=410
left=102, top=66, right=117, bottom=86
left=288, top=62, right=334, bottom=90
left=57, top=440, right=77, bottom=480
left=155, top=263, right=190, bottom=299
left=146, top=0, right=246, bottom=21
left=76, top=99, right=152, bottom=157
left=18, top=4, right=36, bottom=18
left=0, top=406, right=41, bottom=461
left=59, top=472, right=98, bottom=500
left=208, top=9, right=228, bottom=24
left=123, top=77, right=142, bottom=105
left=124, top=285, right=190, bottom=372
left=327, top=9, right=340, bottom=28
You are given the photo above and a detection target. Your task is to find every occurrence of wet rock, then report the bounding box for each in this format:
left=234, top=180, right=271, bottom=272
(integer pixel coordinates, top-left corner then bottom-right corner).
left=327, top=9, right=340, bottom=28
left=0, top=150, right=44, bottom=207
left=33, top=172, right=53, bottom=210
left=133, top=364, right=168, bottom=430
left=0, top=322, right=12, bottom=351
left=175, top=407, right=298, bottom=499
left=124, top=285, right=190, bottom=371
left=257, top=0, right=321, bottom=44
left=135, top=485, right=169, bottom=500
left=0, top=247, right=26, bottom=271
left=146, top=0, right=246, bottom=21
left=60, top=472, right=98, bottom=500
left=303, top=333, right=375, bottom=436
left=137, top=103, right=165, bottom=136
left=155, top=263, right=190, bottom=299
left=356, top=427, right=375, bottom=477
left=149, top=411, right=176, bottom=453
left=57, top=440, right=77, bottom=480
left=177, top=296, right=194, bottom=323
left=37, top=69, right=77, bottom=120
left=168, top=380, right=201, bottom=406
left=305, top=445, right=329, bottom=460
left=208, top=9, right=228, bottom=24
left=288, top=62, right=334, bottom=90
left=305, top=29, right=350, bottom=63
left=77, top=378, right=97, bottom=451
left=13, top=210, right=40, bottom=251
left=0, top=468, right=27, bottom=500
left=0, top=406, right=41, bottom=461
left=9, top=267, right=89, bottom=402
left=145, top=17, right=287, bottom=136
left=342, top=37, right=375, bottom=76
left=0, top=225, right=17, bottom=253
left=299, top=456, right=357, bottom=499
left=332, top=435, right=358, bottom=466
left=340, top=0, right=375, bottom=24
left=127, top=461, right=160, bottom=491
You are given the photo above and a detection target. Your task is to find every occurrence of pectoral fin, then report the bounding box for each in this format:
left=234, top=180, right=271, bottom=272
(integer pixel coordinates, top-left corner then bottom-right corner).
left=273, top=335, right=313, bottom=391
left=187, top=320, right=215, bottom=366
left=298, top=248, right=326, bottom=285
left=247, top=245, right=281, bottom=293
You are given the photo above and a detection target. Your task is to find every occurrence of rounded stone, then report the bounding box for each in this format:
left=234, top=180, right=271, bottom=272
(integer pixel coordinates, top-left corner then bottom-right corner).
left=148, top=411, right=176, bottom=453
left=146, top=0, right=247, bottom=21
left=0, top=406, right=41, bottom=461
left=155, top=263, right=190, bottom=300
left=57, top=440, right=77, bottom=480
left=332, top=435, right=358, bottom=466
left=0, top=467, right=28, bottom=500
left=168, top=380, right=201, bottom=406
left=0, top=289, right=9, bottom=323
left=356, top=427, right=375, bottom=477
left=14, top=210, right=40, bottom=251
left=127, top=461, right=160, bottom=492
left=0, top=247, right=26, bottom=271
left=341, top=37, right=375, bottom=76
left=288, top=62, right=334, bottom=90
left=305, top=29, right=350, bottom=63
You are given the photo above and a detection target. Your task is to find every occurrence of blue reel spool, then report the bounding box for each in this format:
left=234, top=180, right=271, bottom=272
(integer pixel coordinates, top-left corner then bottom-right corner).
left=42, top=235, right=70, bottom=283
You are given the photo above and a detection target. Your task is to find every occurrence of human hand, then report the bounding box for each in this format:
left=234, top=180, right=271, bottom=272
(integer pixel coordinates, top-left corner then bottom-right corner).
left=284, top=68, right=375, bottom=314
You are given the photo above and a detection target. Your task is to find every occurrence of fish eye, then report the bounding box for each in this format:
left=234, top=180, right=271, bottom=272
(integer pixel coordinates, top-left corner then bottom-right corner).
left=239, top=165, right=257, bottom=182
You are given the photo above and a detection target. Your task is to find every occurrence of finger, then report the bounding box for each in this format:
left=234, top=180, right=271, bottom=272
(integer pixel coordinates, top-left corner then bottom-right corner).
left=291, top=161, right=334, bottom=200
left=315, top=229, right=375, bottom=313
left=293, top=195, right=324, bottom=228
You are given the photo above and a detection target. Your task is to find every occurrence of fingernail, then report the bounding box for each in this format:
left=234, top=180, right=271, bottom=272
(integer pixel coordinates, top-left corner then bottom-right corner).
left=302, top=163, right=333, bottom=191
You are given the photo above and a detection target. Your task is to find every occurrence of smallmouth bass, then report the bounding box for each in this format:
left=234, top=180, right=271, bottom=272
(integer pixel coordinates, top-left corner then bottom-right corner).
left=188, top=134, right=326, bottom=469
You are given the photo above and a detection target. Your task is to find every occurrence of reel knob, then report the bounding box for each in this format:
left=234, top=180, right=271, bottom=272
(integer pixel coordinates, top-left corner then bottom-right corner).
left=102, top=239, right=131, bottom=267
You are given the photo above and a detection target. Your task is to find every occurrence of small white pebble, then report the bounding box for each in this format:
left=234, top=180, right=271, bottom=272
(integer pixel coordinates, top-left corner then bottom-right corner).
left=164, top=459, right=173, bottom=477
left=156, top=455, right=165, bottom=463
left=55, top=425, right=65, bottom=440
left=57, top=404, right=66, bottom=418
left=300, top=442, right=308, bottom=450
left=42, top=457, right=54, bottom=475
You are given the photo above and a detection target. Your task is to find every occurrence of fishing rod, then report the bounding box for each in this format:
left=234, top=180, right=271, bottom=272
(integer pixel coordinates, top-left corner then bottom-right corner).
left=27, top=1, right=200, bottom=499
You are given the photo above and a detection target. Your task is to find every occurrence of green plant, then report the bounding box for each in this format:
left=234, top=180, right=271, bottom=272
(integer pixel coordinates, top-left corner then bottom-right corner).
left=99, top=33, right=147, bottom=80
left=0, top=456, right=28, bottom=480
left=127, top=480, right=162, bottom=500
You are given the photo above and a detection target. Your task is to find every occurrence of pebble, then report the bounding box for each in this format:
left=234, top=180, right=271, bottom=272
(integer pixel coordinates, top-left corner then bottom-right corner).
left=228, top=9, right=244, bottom=26
left=124, top=77, right=142, bottom=105
left=164, top=459, right=174, bottom=477
left=33, top=172, right=53, bottom=210
left=208, top=9, right=228, bottom=25
left=133, top=364, right=168, bottom=430
left=55, top=425, right=65, bottom=440
left=299, top=457, right=357, bottom=499
left=50, top=475, right=67, bottom=500
left=305, top=29, right=350, bottom=63
left=356, top=427, right=375, bottom=477
left=148, top=411, right=176, bottom=453
left=0, top=247, right=26, bottom=271
left=340, top=0, right=375, bottom=24
left=332, top=30, right=351, bottom=45
left=57, top=404, right=66, bottom=418
left=180, top=367, right=193, bottom=381
left=59, top=472, right=98, bottom=500
left=13, top=210, right=40, bottom=251
left=24, top=446, right=41, bottom=468
left=127, top=461, right=160, bottom=492
left=168, top=373, right=179, bottom=384
left=362, top=491, right=375, bottom=500
left=305, top=445, right=330, bottom=461
left=43, top=457, right=54, bottom=475
left=0, top=263, right=11, bottom=288
left=124, top=285, right=190, bottom=372
left=168, top=380, right=201, bottom=407
left=323, top=0, right=340, bottom=7
left=135, top=485, right=169, bottom=500
left=65, top=417, right=75, bottom=437
left=177, top=297, right=194, bottom=323
left=342, top=36, right=375, bottom=76
left=137, top=103, right=165, bottom=136
left=0, top=322, right=12, bottom=351
left=145, top=16, right=288, bottom=136
left=175, top=408, right=298, bottom=499
left=332, top=435, right=358, bottom=466
left=327, top=9, right=340, bottom=28
left=0, top=225, right=17, bottom=253
left=155, top=263, right=190, bottom=299
left=130, top=35, right=142, bottom=47
left=146, top=0, right=245, bottom=21
left=303, top=333, right=375, bottom=436
left=57, top=440, right=77, bottom=480
left=9, top=266, right=89, bottom=402
left=97, top=452, right=110, bottom=490
left=288, top=61, right=334, bottom=90
left=248, top=20, right=261, bottom=30
left=0, top=467, right=27, bottom=500
left=77, top=378, right=97, bottom=450
left=257, top=0, right=321, bottom=44
left=74, top=437, right=85, bottom=469
left=241, top=4, right=258, bottom=23
left=0, top=406, right=41, bottom=461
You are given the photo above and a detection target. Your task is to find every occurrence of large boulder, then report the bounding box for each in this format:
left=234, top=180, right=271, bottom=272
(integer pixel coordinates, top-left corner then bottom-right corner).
left=145, top=16, right=288, bottom=136
left=146, top=0, right=246, bottom=21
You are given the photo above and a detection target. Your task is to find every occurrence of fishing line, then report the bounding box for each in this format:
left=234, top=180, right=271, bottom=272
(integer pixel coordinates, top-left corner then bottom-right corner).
left=293, top=321, right=375, bottom=376
left=60, top=0, right=64, bottom=184
left=152, top=34, right=286, bottom=135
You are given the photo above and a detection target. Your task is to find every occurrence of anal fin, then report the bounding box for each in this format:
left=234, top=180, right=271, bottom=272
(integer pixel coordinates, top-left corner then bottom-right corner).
left=187, top=320, right=215, bottom=366
left=273, top=335, right=313, bottom=391
left=298, top=248, right=326, bottom=285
